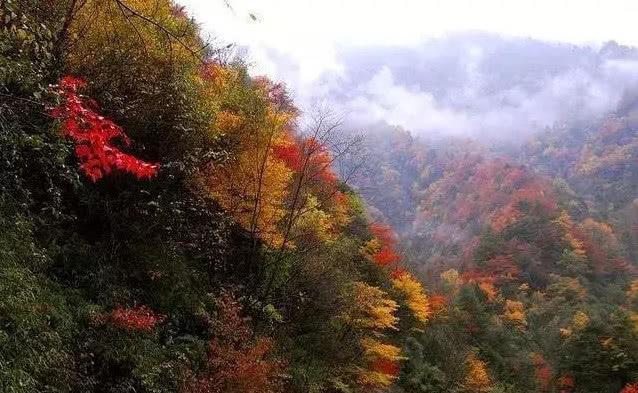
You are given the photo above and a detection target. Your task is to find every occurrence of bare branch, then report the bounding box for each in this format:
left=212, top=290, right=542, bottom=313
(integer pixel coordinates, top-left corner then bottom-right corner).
left=113, top=0, right=205, bottom=62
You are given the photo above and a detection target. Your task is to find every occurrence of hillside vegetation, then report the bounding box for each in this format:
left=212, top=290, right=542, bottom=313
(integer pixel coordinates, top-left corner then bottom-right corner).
left=1, top=1, right=637, bottom=393
left=0, top=1, right=429, bottom=392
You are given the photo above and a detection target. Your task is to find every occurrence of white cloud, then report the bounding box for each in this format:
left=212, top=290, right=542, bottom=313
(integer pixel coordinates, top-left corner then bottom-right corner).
left=347, top=67, right=472, bottom=135
left=181, top=0, right=638, bottom=81
left=178, top=0, right=638, bottom=140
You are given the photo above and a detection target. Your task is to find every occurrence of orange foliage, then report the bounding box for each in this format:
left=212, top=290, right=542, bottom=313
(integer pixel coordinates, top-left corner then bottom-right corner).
left=463, top=353, right=492, bottom=393
left=491, top=205, right=522, bottom=232
left=370, top=358, right=400, bottom=377
left=531, top=353, right=552, bottom=391
left=370, top=223, right=398, bottom=247
left=629, top=279, right=638, bottom=301
left=197, top=74, right=297, bottom=247
left=374, top=247, right=402, bottom=267
left=366, top=223, right=402, bottom=268
left=214, top=110, right=243, bottom=132
left=576, top=137, right=638, bottom=176
left=462, top=255, right=520, bottom=286
left=428, top=294, right=447, bottom=315
left=554, top=211, right=587, bottom=259
left=478, top=281, right=498, bottom=302
left=107, top=305, right=165, bottom=332
left=419, top=158, right=558, bottom=238
left=579, top=218, right=633, bottom=274
left=502, top=300, right=527, bottom=328
left=199, top=62, right=228, bottom=86
left=491, top=181, right=557, bottom=231
left=358, top=337, right=403, bottom=390
left=182, top=293, right=284, bottom=393
left=621, top=383, right=638, bottom=393
left=485, top=255, right=521, bottom=282
left=557, top=374, right=575, bottom=393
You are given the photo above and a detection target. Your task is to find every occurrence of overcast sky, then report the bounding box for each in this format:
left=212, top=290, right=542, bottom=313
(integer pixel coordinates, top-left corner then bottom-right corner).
left=180, top=0, right=638, bottom=77
left=177, top=0, right=638, bottom=139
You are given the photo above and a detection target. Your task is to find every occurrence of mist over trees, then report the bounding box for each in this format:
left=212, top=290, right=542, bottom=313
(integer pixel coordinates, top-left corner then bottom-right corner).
left=1, top=1, right=637, bottom=393
left=279, top=33, right=638, bottom=141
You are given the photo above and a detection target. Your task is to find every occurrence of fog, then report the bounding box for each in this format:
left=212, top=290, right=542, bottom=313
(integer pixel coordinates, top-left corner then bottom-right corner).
left=287, top=33, right=638, bottom=141
left=178, top=1, right=638, bottom=142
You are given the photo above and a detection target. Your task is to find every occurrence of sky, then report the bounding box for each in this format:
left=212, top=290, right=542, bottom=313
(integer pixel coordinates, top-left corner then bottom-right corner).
left=180, top=0, right=638, bottom=76
left=177, top=0, right=638, bottom=139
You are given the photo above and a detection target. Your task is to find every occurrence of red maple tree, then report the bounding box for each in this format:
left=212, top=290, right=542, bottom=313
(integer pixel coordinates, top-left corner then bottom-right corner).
left=621, top=383, right=638, bottom=393
left=108, top=305, right=165, bottom=332
left=50, top=76, right=159, bottom=182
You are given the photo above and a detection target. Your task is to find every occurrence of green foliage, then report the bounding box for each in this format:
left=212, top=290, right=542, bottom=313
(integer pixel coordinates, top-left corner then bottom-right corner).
left=357, top=113, right=638, bottom=392
left=399, top=338, right=447, bottom=393
left=0, top=208, right=79, bottom=392
left=1, top=2, right=637, bottom=393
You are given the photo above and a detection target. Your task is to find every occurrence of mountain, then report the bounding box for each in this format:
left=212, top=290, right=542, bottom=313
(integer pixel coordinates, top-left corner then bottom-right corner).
left=2, top=2, right=637, bottom=393
left=306, top=33, right=638, bottom=141
left=345, top=64, right=638, bottom=393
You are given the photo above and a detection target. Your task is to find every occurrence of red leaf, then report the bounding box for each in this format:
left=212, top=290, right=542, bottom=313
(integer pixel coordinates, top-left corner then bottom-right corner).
left=50, top=76, right=159, bottom=182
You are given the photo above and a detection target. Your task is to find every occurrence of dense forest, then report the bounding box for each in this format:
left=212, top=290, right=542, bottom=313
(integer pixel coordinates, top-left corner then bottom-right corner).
left=0, top=1, right=636, bottom=393
left=347, top=93, right=638, bottom=392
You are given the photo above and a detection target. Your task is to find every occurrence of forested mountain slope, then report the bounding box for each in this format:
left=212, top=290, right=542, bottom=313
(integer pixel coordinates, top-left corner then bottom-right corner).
left=1, top=1, right=637, bottom=393
left=520, top=96, right=638, bottom=262
left=0, top=1, right=430, bottom=392
left=347, top=84, right=638, bottom=393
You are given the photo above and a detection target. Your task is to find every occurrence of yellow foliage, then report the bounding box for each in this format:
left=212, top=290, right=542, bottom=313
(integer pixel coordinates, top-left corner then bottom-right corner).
left=463, top=353, right=492, bottom=393
left=503, top=300, right=527, bottom=328
left=581, top=218, right=614, bottom=237
left=572, top=311, right=590, bottom=331
left=441, top=268, right=460, bottom=289
left=360, top=238, right=382, bottom=260
left=195, top=71, right=297, bottom=248
left=330, top=192, right=353, bottom=228
left=68, top=2, right=305, bottom=250
left=560, top=327, right=573, bottom=338
left=199, top=152, right=292, bottom=247
left=215, top=110, right=244, bottom=132
left=66, top=0, right=236, bottom=150
left=206, top=63, right=239, bottom=92
left=357, top=338, right=403, bottom=390
left=391, top=273, right=430, bottom=323
left=291, top=195, right=333, bottom=244
left=360, top=337, right=403, bottom=362
left=344, top=282, right=399, bottom=332
left=580, top=218, right=621, bottom=257
left=547, top=275, right=588, bottom=301
left=576, top=140, right=638, bottom=176
left=265, top=106, right=295, bottom=130
left=600, top=337, right=614, bottom=349
left=67, top=0, right=204, bottom=95
left=357, top=369, right=396, bottom=390
left=554, top=211, right=586, bottom=259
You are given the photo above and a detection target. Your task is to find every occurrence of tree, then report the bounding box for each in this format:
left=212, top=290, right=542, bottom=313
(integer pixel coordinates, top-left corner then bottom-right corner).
left=502, top=300, right=526, bottom=328
left=621, top=383, right=638, bottom=393
left=462, top=353, right=492, bottom=393
left=50, top=76, right=159, bottom=181
left=391, top=270, right=430, bottom=324
left=182, top=293, right=284, bottom=393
